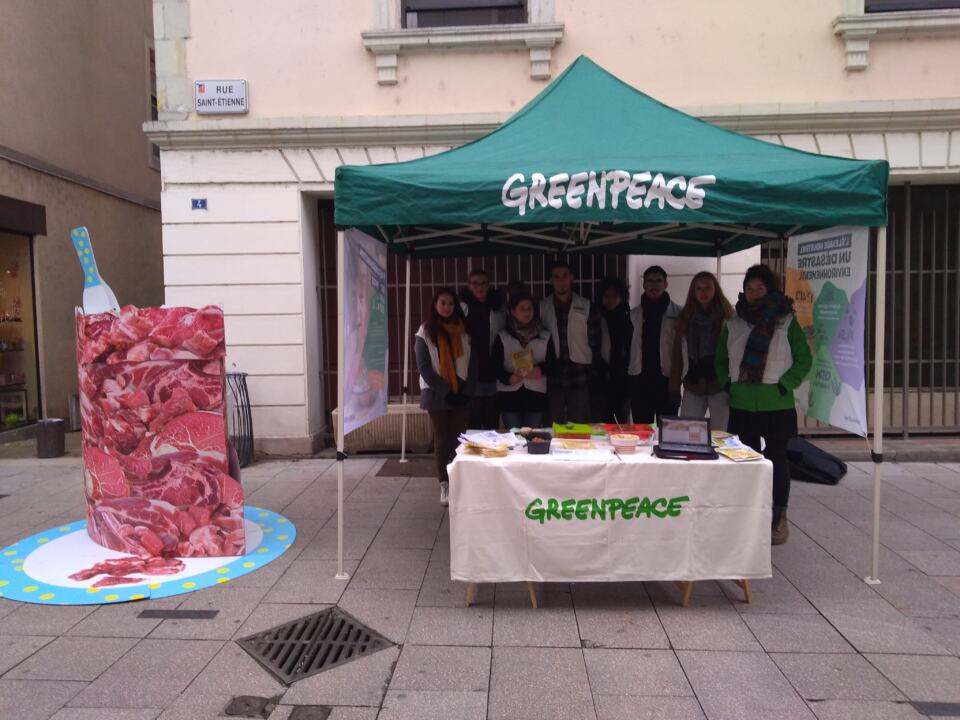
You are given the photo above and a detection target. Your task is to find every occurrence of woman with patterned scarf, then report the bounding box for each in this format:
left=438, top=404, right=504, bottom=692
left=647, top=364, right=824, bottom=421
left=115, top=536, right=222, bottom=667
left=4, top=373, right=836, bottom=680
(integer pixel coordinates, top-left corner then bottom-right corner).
left=716, top=265, right=812, bottom=545
left=415, top=288, right=477, bottom=506
left=491, top=292, right=556, bottom=429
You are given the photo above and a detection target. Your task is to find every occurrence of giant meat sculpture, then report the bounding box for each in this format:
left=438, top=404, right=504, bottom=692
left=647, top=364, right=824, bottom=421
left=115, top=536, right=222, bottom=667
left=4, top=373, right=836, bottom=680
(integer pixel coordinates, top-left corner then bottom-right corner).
left=76, top=305, right=245, bottom=558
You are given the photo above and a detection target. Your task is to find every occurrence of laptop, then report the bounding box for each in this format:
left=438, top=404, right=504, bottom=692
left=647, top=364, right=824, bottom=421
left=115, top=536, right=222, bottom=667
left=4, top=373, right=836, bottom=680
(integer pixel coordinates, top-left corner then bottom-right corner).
left=653, top=415, right=719, bottom=461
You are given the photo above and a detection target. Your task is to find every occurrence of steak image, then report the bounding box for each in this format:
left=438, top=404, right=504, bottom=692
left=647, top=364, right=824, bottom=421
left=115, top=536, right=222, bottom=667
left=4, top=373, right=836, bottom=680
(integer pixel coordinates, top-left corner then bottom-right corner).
left=76, top=305, right=245, bottom=559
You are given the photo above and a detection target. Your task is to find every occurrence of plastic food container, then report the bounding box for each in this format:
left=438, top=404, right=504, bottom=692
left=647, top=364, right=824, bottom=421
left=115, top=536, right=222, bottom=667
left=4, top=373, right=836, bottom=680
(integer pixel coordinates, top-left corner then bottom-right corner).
left=526, top=431, right=552, bottom=454
left=609, top=433, right=640, bottom=454
left=602, top=423, right=654, bottom=440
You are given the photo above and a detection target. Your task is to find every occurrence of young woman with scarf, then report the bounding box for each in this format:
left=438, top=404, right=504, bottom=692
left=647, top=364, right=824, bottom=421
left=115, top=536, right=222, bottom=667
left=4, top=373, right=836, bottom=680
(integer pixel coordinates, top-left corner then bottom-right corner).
left=594, top=276, right=633, bottom=423
left=415, top=287, right=477, bottom=506
left=670, top=272, right=734, bottom=433
left=491, top=292, right=556, bottom=429
left=716, top=265, right=812, bottom=545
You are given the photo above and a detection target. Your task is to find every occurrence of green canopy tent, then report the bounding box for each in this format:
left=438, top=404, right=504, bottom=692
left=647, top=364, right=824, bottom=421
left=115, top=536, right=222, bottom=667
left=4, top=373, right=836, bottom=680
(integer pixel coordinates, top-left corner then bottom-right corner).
left=331, top=56, right=890, bottom=585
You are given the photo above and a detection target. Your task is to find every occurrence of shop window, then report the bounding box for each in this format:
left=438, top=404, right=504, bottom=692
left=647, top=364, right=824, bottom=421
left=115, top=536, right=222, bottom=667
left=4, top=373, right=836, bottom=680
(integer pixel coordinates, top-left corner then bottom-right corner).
left=0, top=233, right=39, bottom=428
left=402, top=0, right=526, bottom=28
left=866, top=0, right=960, bottom=10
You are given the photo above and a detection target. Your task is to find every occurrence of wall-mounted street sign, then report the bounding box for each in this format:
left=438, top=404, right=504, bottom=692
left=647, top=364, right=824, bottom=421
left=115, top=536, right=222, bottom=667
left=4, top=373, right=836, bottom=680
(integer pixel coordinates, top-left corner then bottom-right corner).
left=194, top=79, right=248, bottom=115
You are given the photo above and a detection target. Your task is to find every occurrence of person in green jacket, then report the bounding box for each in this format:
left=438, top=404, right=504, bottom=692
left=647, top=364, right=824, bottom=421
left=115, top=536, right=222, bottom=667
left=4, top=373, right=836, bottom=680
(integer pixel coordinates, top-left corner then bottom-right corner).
left=716, top=264, right=812, bottom=546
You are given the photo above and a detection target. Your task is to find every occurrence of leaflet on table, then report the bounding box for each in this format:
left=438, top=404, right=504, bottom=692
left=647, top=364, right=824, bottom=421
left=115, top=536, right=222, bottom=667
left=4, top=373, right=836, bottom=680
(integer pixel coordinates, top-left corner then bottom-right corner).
left=712, top=434, right=764, bottom=462
left=458, top=430, right=523, bottom=450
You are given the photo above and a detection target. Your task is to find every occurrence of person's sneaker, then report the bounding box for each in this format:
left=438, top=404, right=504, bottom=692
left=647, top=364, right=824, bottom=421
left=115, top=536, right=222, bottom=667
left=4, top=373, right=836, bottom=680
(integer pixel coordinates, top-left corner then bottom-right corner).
left=772, top=510, right=789, bottom=545
left=439, top=481, right=449, bottom=507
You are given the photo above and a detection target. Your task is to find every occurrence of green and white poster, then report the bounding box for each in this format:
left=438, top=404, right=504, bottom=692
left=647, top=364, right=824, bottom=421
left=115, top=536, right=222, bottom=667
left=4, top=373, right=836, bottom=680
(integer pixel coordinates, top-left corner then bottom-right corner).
left=786, top=227, right=869, bottom=437
left=342, top=229, right=388, bottom=435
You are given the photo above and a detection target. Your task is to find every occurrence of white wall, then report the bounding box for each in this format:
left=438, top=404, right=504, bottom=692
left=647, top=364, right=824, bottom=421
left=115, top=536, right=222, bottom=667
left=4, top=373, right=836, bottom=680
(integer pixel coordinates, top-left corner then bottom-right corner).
left=627, top=248, right=760, bottom=310
left=160, top=150, right=317, bottom=453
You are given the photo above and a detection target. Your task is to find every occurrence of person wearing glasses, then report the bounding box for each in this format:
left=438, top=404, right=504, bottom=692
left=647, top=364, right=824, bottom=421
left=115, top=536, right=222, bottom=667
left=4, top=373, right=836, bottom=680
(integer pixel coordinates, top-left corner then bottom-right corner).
left=459, top=268, right=506, bottom=430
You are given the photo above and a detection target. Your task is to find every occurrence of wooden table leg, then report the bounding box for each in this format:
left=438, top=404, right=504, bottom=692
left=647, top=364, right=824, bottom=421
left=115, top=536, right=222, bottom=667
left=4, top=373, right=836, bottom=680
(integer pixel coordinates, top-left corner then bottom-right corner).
left=526, top=581, right=539, bottom=609
left=733, top=579, right=753, bottom=604
left=674, top=581, right=694, bottom=607
left=465, top=582, right=477, bottom=608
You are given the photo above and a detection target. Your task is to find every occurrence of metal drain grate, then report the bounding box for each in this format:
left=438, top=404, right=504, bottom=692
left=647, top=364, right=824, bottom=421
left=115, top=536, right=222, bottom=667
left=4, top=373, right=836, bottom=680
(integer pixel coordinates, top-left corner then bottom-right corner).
left=236, top=607, right=393, bottom=685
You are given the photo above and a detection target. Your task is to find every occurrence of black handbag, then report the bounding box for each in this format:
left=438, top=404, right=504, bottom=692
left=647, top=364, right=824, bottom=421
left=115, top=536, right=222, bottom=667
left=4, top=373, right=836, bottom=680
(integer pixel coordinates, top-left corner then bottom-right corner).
left=786, top=438, right=847, bottom=485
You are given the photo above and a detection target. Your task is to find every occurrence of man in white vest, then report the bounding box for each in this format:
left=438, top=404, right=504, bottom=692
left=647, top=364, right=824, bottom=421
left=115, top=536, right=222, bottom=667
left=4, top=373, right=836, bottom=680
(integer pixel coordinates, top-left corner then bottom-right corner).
left=539, top=261, right=598, bottom=423
left=628, top=265, right=681, bottom=423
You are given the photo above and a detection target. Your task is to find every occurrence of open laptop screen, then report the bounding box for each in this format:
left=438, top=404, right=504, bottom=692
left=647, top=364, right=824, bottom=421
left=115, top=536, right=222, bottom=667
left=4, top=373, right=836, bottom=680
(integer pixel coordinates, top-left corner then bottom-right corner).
left=659, top=416, right=711, bottom=452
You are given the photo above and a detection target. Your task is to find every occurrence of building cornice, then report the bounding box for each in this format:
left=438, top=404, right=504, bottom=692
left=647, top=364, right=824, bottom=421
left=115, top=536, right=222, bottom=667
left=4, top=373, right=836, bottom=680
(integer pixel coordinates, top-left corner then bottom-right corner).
left=143, top=99, right=960, bottom=151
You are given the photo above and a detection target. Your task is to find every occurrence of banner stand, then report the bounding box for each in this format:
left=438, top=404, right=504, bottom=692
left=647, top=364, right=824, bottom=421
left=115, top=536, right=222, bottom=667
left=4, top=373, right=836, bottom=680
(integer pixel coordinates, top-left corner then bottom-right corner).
left=400, top=256, right=412, bottom=463
left=335, top=229, right=349, bottom=580
left=865, top=226, right=887, bottom=585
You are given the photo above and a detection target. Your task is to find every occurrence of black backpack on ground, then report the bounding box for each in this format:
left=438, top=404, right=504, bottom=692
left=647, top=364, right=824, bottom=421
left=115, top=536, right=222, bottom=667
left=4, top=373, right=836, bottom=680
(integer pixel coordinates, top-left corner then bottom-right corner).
left=786, top=438, right=847, bottom=485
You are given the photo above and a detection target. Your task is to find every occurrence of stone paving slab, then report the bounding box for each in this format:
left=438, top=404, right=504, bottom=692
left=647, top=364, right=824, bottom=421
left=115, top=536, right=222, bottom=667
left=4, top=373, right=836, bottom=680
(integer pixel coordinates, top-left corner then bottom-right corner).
left=0, top=679, right=88, bottom=720
left=0, top=456, right=959, bottom=719
left=390, top=645, right=491, bottom=692
left=865, top=653, right=960, bottom=703
left=0, top=634, right=55, bottom=675
left=4, top=636, right=137, bottom=682
left=771, top=652, right=905, bottom=701
left=594, top=695, right=707, bottom=720
left=677, top=650, right=816, bottom=720
left=67, top=639, right=223, bottom=709
left=488, top=647, right=596, bottom=720
left=378, top=689, right=487, bottom=720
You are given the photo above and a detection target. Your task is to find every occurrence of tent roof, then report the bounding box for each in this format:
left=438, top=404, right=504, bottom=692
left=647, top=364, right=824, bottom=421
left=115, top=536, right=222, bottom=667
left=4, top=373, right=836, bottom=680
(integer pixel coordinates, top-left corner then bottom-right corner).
left=334, top=56, right=888, bottom=257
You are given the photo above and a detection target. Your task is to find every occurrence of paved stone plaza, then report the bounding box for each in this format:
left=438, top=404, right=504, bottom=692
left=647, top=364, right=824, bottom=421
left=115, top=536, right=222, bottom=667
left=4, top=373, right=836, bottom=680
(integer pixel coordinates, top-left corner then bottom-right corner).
left=1, top=454, right=960, bottom=719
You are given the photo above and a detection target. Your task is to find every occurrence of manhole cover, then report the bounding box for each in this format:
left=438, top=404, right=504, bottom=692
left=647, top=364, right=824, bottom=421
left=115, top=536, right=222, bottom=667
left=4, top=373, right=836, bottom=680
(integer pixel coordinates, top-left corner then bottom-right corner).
left=237, top=607, right=392, bottom=685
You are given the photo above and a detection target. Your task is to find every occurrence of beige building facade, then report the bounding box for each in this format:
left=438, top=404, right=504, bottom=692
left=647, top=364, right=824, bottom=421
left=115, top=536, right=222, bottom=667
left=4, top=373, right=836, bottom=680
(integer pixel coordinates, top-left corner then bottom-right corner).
left=0, top=0, right=163, bottom=426
left=147, top=0, right=960, bottom=452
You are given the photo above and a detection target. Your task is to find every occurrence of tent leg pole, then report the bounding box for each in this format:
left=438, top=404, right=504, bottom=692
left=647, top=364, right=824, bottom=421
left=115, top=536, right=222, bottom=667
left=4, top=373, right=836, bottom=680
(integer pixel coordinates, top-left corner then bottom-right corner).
left=335, top=230, right=350, bottom=581
left=716, top=249, right=722, bottom=277
left=865, top=226, right=886, bottom=586
left=400, top=256, right=412, bottom=463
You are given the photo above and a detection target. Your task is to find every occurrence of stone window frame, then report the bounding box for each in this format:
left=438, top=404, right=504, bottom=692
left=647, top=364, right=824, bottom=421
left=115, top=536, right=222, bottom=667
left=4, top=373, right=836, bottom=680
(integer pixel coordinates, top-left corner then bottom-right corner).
left=834, top=0, right=960, bottom=70
left=362, top=0, right=564, bottom=85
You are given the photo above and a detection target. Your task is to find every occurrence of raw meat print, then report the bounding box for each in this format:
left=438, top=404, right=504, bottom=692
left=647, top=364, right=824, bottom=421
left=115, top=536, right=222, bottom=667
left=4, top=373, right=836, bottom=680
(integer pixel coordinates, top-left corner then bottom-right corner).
left=69, top=555, right=186, bottom=588
left=76, top=305, right=245, bottom=560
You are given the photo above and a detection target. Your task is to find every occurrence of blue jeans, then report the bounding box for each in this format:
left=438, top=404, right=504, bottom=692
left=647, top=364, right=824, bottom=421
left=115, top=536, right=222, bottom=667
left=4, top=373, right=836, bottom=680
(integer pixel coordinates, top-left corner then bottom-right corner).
left=501, top=410, right=545, bottom=429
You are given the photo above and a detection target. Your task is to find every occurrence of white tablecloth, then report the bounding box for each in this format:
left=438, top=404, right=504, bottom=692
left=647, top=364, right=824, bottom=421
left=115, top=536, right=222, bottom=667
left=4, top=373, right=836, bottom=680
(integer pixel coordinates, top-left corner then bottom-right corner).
left=448, top=445, right=773, bottom=583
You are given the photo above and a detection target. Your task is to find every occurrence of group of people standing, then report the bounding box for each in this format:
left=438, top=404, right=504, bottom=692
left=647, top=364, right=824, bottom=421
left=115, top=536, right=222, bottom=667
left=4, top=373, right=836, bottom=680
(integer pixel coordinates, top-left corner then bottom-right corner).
left=415, top=261, right=811, bottom=546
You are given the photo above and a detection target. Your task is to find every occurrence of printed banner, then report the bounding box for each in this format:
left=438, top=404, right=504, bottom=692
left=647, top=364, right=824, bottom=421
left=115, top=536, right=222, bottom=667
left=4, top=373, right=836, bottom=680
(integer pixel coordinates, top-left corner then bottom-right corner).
left=448, top=451, right=772, bottom=583
left=786, top=227, right=869, bottom=436
left=342, top=228, right=389, bottom=435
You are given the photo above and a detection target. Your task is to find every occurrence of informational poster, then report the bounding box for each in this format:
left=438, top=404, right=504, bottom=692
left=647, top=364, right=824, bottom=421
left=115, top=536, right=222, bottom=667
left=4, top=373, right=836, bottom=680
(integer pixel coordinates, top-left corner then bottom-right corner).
left=342, top=228, right=389, bottom=435
left=785, top=227, right=869, bottom=436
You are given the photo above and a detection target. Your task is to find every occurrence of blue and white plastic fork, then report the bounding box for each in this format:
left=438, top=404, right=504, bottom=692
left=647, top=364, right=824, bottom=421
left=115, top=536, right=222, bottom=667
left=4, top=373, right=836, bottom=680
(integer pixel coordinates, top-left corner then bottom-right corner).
left=70, top=226, right=120, bottom=314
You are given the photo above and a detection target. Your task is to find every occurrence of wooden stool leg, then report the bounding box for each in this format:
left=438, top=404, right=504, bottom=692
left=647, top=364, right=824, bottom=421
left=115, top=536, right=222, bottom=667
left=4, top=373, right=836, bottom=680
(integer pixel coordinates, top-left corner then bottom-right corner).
left=465, top=583, right=477, bottom=608
left=526, top=581, right=539, bottom=609
left=734, top=579, right=753, bottom=604
left=674, top=581, right=694, bottom=607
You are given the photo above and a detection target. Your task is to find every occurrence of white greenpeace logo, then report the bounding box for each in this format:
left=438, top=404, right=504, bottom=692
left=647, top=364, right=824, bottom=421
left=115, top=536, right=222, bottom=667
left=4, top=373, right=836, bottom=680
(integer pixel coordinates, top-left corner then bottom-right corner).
left=501, top=171, right=716, bottom=217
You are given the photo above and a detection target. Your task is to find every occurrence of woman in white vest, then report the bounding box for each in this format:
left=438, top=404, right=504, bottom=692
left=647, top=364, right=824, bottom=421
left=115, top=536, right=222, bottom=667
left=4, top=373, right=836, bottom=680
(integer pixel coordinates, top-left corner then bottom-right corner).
left=716, top=265, right=812, bottom=545
left=415, top=287, right=477, bottom=506
left=491, top=293, right=556, bottom=429
left=669, top=271, right=734, bottom=432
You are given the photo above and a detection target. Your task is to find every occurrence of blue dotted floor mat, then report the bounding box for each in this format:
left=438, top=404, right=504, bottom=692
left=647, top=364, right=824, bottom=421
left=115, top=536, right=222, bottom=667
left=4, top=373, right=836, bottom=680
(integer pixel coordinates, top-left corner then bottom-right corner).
left=0, top=506, right=295, bottom=605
